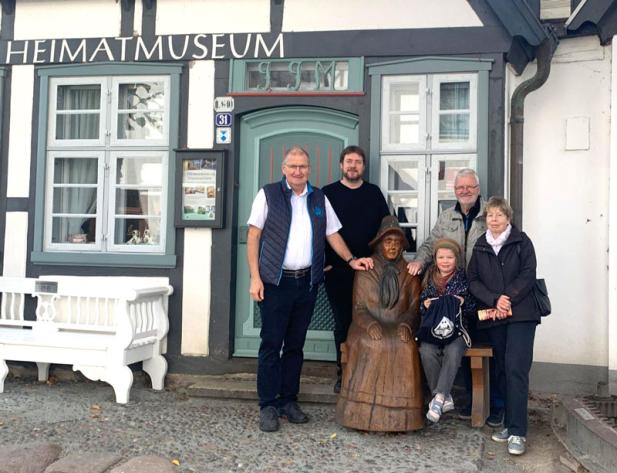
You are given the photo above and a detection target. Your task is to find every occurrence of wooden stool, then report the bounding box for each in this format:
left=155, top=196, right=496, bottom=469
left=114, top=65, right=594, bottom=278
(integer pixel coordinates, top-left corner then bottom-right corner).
left=464, top=346, right=493, bottom=428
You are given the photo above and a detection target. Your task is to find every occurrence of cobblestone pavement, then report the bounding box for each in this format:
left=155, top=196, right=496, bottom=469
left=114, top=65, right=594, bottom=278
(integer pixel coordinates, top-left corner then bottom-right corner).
left=0, top=376, right=572, bottom=473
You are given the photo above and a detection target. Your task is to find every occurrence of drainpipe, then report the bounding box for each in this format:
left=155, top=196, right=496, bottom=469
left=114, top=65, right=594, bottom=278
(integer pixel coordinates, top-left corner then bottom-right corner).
left=509, top=38, right=555, bottom=227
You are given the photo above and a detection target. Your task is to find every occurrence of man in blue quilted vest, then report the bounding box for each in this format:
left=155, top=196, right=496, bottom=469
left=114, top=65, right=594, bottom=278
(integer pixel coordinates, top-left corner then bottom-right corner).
left=247, top=146, right=373, bottom=433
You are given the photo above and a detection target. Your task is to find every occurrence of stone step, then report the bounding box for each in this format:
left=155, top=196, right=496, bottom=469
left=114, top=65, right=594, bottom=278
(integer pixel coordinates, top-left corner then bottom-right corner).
left=184, top=373, right=338, bottom=404
left=552, top=395, right=617, bottom=473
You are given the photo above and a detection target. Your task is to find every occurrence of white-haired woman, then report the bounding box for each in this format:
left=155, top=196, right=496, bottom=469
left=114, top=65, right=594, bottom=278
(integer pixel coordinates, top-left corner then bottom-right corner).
left=467, top=197, right=540, bottom=456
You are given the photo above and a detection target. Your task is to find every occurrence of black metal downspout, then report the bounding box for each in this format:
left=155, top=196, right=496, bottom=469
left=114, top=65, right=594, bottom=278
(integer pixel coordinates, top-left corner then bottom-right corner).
left=509, top=38, right=555, bottom=227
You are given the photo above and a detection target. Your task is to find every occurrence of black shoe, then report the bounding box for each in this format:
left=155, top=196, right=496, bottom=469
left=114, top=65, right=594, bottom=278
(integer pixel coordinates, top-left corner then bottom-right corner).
left=278, top=401, right=309, bottom=424
left=457, top=405, right=472, bottom=420
left=333, top=375, right=341, bottom=394
left=486, top=409, right=504, bottom=428
left=259, top=406, right=280, bottom=432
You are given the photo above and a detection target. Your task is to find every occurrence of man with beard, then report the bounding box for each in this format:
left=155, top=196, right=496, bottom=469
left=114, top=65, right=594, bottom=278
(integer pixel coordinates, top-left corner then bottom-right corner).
left=323, top=146, right=390, bottom=393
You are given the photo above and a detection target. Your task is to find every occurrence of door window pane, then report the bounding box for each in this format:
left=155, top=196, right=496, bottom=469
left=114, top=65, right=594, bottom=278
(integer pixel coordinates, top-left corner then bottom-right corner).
left=115, top=189, right=161, bottom=216
left=51, top=216, right=96, bottom=244
left=116, top=157, right=162, bottom=186
left=387, top=160, right=419, bottom=191
left=53, top=158, right=98, bottom=185
left=438, top=81, right=471, bottom=142
left=388, top=82, right=421, bottom=145
left=55, top=84, right=101, bottom=140
left=116, top=82, right=165, bottom=140
left=114, top=217, right=160, bottom=245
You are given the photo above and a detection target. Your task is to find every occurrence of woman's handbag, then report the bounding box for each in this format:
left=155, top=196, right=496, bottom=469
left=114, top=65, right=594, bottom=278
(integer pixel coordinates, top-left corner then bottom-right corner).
left=533, top=278, right=551, bottom=317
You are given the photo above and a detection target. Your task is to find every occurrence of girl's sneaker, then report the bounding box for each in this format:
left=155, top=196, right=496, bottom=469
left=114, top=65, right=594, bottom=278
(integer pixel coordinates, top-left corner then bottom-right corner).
left=442, top=394, right=455, bottom=413
left=426, top=396, right=444, bottom=423
left=507, top=435, right=526, bottom=455
left=491, top=428, right=509, bottom=442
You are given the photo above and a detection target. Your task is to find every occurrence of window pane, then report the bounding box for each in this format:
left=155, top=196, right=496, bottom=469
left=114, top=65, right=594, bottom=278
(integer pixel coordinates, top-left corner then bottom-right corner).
left=440, top=82, right=469, bottom=110
left=389, top=115, right=420, bottom=145
left=117, top=112, right=164, bottom=140
left=52, top=187, right=97, bottom=214
left=388, top=194, right=418, bottom=251
left=439, top=113, right=470, bottom=142
left=387, top=161, right=419, bottom=191
left=115, top=189, right=161, bottom=216
left=436, top=158, right=475, bottom=213
left=56, top=114, right=100, bottom=140
left=53, top=158, right=98, bottom=184
left=118, top=82, right=165, bottom=110
left=389, top=82, right=419, bottom=112
left=51, top=216, right=96, bottom=244
left=116, top=157, right=162, bottom=185
left=57, top=85, right=101, bottom=111
left=114, top=217, right=160, bottom=245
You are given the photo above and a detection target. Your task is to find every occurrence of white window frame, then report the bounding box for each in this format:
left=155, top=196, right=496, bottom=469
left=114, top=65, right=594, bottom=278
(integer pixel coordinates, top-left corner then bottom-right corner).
left=48, top=77, right=107, bottom=148
left=44, top=150, right=105, bottom=252
left=381, top=75, right=427, bottom=152
left=107, top=150, right=168, bottom=253
left=110, top=76, right=170, bottom=147
left=428, top=154, right=478, bottom=230
left=430, top=73, right=478, bottom=151
left=43, top=74, right=171, bottom=255
left=380, top=154, right=428, bottom=247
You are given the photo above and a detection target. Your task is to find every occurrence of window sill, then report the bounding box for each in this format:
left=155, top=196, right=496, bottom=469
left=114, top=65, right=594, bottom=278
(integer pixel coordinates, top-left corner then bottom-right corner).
left=31, top=251, right=177, bottom=268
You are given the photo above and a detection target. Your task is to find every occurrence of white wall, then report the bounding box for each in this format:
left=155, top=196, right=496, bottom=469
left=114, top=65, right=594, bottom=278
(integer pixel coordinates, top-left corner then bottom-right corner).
left=283, top=0, right=482, bottom=32
left=509, top=36, right=611, bottom=367
left=181, top=61, right=215, bottom=356
left=14, top=0, right=121, bottom=40
left=156, top=0, right=270, bottom=35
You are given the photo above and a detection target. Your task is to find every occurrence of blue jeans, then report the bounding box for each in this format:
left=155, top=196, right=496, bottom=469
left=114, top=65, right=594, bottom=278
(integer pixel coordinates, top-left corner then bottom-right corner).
left=257, top=273, right=317, bottom=408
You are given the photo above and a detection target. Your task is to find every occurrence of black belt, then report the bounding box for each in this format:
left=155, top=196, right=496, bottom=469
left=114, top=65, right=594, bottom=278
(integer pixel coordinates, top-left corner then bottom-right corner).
left=282, top=267, right=311, bottom=279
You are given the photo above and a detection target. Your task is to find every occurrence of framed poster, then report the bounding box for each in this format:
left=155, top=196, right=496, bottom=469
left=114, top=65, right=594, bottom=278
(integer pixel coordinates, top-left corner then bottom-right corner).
left=175, top=149, right=225, bottom=228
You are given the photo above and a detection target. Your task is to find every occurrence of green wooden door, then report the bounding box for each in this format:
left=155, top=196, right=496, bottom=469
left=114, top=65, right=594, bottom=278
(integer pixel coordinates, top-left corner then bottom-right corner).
left=234, top=107, right=359, bottom=360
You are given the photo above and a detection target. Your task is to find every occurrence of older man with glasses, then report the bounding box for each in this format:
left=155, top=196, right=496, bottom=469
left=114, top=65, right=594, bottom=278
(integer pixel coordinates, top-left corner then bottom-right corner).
left=407, top=168, right=503, bottom=427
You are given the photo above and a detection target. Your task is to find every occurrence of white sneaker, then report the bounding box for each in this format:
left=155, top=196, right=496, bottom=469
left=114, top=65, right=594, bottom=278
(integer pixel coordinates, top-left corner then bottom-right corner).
left=426, top=396, right=443, bottom=423
left=507, top=435, right=526, bottom=455
left=442, top=394, right=455, bottom=413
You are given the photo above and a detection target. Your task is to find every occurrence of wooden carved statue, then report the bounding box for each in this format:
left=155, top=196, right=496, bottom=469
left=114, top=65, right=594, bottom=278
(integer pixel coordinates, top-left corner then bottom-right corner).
left=336, top=216, right=424, bottom=431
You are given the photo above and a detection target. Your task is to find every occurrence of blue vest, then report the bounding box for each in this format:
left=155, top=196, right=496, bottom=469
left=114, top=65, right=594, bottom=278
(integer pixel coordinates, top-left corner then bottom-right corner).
left=259, top=178, right=327, bottom=287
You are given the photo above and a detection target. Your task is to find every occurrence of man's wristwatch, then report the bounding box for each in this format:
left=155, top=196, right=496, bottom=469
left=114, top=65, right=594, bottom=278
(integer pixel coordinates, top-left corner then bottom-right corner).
left=346, top=255, right=356, bottom=264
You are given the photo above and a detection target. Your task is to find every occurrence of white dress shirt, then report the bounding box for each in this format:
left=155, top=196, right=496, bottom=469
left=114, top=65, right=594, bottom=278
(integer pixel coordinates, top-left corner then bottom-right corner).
left=247, top=184, right=342, bottom=270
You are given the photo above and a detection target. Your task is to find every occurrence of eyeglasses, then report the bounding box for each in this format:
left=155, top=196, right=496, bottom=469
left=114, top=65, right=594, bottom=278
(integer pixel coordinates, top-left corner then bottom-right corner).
left=454, top=185, right=479, bottom=192
left=285, top=164, right=309, bottom=172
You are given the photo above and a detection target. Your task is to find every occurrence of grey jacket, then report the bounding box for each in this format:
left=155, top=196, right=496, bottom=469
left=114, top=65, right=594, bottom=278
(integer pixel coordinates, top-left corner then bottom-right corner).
left=414, top=199, right=487, bottom=269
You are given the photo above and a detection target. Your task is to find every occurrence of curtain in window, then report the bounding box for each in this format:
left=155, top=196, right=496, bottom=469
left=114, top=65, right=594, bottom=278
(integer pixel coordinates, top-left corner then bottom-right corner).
left=56, top=85, right=100, bottom=140
left=439, top=82, right=470, bottom=142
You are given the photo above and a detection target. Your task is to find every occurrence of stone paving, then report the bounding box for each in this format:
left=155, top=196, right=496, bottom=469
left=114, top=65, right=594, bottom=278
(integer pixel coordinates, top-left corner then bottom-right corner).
left=0, top=375, right=574, bottom=473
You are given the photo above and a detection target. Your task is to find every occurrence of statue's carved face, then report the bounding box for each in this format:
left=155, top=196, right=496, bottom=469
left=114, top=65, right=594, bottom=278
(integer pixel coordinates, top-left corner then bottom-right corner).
left=380, top=234, right=403, bottom=261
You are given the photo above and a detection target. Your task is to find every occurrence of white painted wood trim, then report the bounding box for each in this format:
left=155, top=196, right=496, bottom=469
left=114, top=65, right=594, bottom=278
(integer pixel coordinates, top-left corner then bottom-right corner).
left=7, top=66, right=34, bottom=198
left=181, top=228, right=212, bottom=356
left=2, top=213, right=29, bottom=277
left=608, top=36, right=617, bottom=394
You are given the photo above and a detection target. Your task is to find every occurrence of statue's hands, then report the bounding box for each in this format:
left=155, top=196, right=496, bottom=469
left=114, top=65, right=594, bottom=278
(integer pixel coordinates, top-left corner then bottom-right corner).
left=367, top=322, right=383, bottom=341
left=398, top=324, right=412, bottom=343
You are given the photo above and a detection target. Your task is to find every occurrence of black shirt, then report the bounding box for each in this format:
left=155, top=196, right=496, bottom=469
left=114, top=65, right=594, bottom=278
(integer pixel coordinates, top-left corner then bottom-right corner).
left=323, top=180, right=390, bottom=267
left=455, top=197, right=481, bottom=234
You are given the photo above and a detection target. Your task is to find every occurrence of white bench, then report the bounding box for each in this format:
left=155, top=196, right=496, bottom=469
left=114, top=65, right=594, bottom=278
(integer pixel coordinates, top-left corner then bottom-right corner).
left=0, top=276, right=173, bottom=404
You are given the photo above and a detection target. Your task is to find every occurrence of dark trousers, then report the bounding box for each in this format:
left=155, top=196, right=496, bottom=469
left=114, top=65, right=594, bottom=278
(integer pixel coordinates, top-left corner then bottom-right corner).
left=257, top=274, right=317, bottom=408
left=486, top=321, right=537, bottom=437
left=324, top=266, right=355, bottom=370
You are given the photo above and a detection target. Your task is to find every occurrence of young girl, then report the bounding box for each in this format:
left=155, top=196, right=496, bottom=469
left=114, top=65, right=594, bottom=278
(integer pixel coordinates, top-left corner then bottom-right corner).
left=419, top=238, right=474, bottom=423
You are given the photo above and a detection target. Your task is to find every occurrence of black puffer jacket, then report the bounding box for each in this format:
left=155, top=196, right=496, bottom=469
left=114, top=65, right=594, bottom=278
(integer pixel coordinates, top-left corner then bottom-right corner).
left=467, top=225, right=540, bottom=328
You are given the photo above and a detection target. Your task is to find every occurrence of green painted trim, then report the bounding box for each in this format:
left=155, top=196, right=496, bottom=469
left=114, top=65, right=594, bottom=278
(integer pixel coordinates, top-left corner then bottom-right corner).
left=477, top=70, right=490, bottom=196
left=369, top=74, right=381, bottom=183
left=33, top=62, right=182, bottom=265
left=33, top=74, right=49, bottom=254
left=37, top=62, right=183, bottom=77
left=368, top=57, right=493, bottom=76
left=0, top=67, right=7, bottom=77
left=229, top=57, right=364, bottom=92
left=31, top=251, right=177, bottom=268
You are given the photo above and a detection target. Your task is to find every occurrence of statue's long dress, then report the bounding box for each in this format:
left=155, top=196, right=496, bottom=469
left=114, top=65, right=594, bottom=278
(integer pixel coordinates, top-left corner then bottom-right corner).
left=336, top=255, right=424, bottom=431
